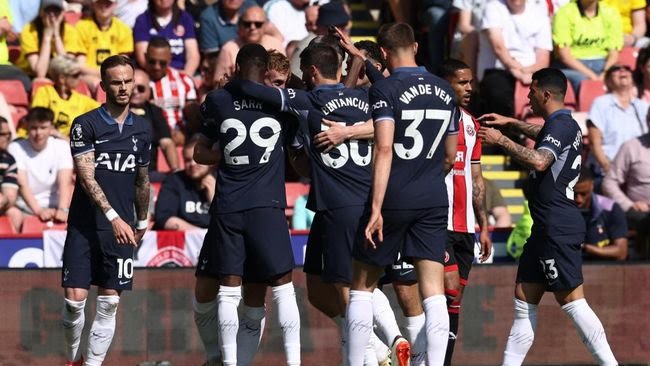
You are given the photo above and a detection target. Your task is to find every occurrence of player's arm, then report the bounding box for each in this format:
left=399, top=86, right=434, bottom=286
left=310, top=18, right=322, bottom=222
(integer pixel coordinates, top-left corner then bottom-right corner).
left=444, top=133, right=458, bottom=174
left=134, top=165, right=150, bottom=240
left=315, top=118, right=374, bottom=152
left=226, top=80, right=310, bottom=113
left=479, top=113, right=542, bottom=140
left=583, top=238, right=628, bottom=261
left=193, top=133, right=222, bottom=166
left=479, top=127, right=554, bottom=171
left=365, top=120, right=394, bottom=247
left=54, top=168, right=73, bottom=223
left=471, top=163, right=492, bottom=261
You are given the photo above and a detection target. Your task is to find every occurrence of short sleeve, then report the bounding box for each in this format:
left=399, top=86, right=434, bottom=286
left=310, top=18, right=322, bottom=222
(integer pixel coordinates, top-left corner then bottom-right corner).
left=1, top=153, right=18, bottom=189
left=69, top=117, right=95, bottom=156
left=369, top=82, right=394, bottom=123
left=180, top=11, right=197, bottom=39
left=448, top=105, right=460, bottom=134
left=199, top=8, right=221, bottom=53
left=133, top=12, right=152, bottom=43
left=535, top=16, right=553, bottom=51
left=536, top=119, right=574, bottom=159
left=19, top=24, right=39, bottom=55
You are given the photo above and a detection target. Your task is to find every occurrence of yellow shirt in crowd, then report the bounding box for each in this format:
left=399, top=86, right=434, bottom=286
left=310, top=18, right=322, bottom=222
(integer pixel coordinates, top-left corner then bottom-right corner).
left=76, top=16, right=133, bottom=69
left=17, top=22, right=85, bottom=76
left=0, top=0, right=12, bottom=65
left=602, top=0, right=646, bottom=35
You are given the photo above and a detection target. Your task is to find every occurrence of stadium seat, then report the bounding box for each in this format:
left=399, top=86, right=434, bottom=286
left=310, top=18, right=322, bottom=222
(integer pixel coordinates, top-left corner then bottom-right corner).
left=0, top=80, right=29, bottom=108
left=285, top=182, right=310, bottom=218
left=31, top=79, right=54, bottom=97
left=0, top=215, right=16, bottom=234
left=8, top=45, right=20, bottom=64
left=156, top=146, right=184, bottom=173
left=21, top=215, right=67, bottom=234
left=619, top=46, right=638, bottom=70
left=95, top=86, right=106, bottom=103
left=578, top=79, right=606, bottom=112
left=151, top=181, right=162, bottom=204
left=515, top=80, right=577, bottom=119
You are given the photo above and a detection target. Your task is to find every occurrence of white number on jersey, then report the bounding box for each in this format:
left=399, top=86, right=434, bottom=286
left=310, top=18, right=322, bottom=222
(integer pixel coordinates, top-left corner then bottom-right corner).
left=540, top=258, right=559, bottom=280
left=116, top=258, right=134, bottom=279
left=565, top=155, right=582, bottom=200
left=321, top=121, right=372, bottom=169
left=221, top=117, right=281, bottom=165
left=394, top=109, right=451, bottom=160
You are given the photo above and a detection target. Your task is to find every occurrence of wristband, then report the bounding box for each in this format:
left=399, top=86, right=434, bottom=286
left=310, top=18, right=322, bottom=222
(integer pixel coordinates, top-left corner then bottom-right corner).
left=136, top=220, right=148, bottom=230
left=105, top=209, right=119, bottom=222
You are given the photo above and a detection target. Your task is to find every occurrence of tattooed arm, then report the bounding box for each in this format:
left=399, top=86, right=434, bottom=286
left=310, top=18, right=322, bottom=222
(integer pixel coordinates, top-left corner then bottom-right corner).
left=479, top=113, right=542, bottom=140
left=134, top=165, right=150, bottom=222
left=478, top=127, right=554, bottom=171
left=471, top=163, right=492, bottom=262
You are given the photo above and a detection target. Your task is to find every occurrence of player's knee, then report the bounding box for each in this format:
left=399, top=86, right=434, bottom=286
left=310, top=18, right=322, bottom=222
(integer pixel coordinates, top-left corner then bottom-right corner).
left=62, top=298, right=86, bottom=326
left=96, top=295, right=120, bottom=318
left=218, top=286, right=242, bottom=305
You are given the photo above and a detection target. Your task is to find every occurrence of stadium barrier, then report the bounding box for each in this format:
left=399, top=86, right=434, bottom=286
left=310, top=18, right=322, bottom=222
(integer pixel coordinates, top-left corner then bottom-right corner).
left=0, top=265, right=648, bottom=365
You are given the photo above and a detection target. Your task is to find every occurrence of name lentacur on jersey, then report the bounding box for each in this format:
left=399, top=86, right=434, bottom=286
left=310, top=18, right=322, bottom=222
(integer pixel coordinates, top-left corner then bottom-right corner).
left=399, top=84, right=452, bottom=105
left=320, top=97, right=369, bottom=115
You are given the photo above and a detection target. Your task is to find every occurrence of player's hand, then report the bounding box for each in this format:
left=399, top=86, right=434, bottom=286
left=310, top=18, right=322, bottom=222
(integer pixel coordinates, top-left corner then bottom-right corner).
left=632, top=201, right=650, bottom=212
left=478, top=230, right=492, bottom=263
left=477, top=126, right=503, bottom=146
left=111, top=217, right=137, bottom=246
left=54, top=209, right=68, bottom=223
left=364, top=210, right=383, bottom=249
left=478, top=113, right=516, bottom=127
left=134, top=228, right=146, bottom=245
left=332, top=26, right=362, bottom=58
left=36, top=208, right=55, bottom=222
left=315, top=119, right=347, bottom=152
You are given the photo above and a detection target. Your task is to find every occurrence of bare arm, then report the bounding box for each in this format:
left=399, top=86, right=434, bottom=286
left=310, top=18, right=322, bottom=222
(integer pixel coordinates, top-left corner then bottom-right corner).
left=471, top=163, right=492, bottom=262
left=159, top=137, right=180, bottom=171
left=587, top=123, right=610, bottom=172
left=522, top=48, right=551, bottom=74
left=456, top=9, right=475, bottom=36
left=54, top=168, right=73, bottom=222
left=183, top=38, right=200, bottom=77
left=479, top=126, right=555, bottom=171
left=491, top=206, right=512, bottom=227
left=134, top=41, right=148, bottom=69
left=603, top=49, right=619, bottom=76
left=444, top=133, right=458, bottom=174
left=479, top=113, right=543, bottom=139
left=134, top=165, right=149, bottom=222
left=485, top=28, right=524, bottom=72
left=364, top=121, right=394, bottom=247
left=556, top=46, right=599, bottom=80
left=28, top=34, right=53, bottom=79
left=163, top=216, right=200, bottom=231
left=583, top=238, right=628, bottom=261
left=314, top=118, right=374, bottom=152
left=630, top=8, right=647, bottom=44
left=193, top=133, right=221, bottom=165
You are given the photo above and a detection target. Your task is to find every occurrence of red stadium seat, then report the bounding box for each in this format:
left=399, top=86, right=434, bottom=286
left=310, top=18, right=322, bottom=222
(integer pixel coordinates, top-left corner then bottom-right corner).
left=95, top=86, right=106, bottom=103
left=285, top=182, right=310, bottom=218
left=156, top=146, right=184, bottom=173
left=578, top=79, right=606, bottom=112
left=31, top=79, right=54, bottom=98
left=0, top=216, right=16, bottom=234
left=8, top=45, right=20, bottom=64
left=618, top=46, right=638, bottom=70
left=515, top=80, right=577, bottom=119
left=151, top=181, right=162, bottom=204
left=0, top=80, right=29, bottom=108
left=21, top=215, right=67, bottom=234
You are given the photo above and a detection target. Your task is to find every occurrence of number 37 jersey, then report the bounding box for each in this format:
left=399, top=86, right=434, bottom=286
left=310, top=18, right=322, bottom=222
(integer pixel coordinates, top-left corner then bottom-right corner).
left=370, top=66, right=459, bottom=210
left=201, top=88, right=287, bottom=214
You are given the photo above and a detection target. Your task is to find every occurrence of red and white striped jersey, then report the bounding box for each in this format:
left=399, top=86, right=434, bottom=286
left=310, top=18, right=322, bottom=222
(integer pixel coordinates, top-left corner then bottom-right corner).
left=446, top=107, right=482, bottom=233
left=150, top=68, right=197, bottom=131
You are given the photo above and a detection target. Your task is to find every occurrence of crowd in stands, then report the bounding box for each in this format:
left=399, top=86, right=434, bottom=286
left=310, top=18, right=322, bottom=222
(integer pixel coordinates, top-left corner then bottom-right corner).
left=0, top=0, right=648, bottom=260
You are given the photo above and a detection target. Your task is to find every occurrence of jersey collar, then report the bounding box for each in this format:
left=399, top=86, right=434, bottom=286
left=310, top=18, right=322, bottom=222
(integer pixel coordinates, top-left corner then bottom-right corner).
left=313, top=83, right=345, bottom=91
left=392, top=66, right=428, bottom=74
left=545, top=108, right=572, bottom=122
left=99, top=105, right=134, bottom=126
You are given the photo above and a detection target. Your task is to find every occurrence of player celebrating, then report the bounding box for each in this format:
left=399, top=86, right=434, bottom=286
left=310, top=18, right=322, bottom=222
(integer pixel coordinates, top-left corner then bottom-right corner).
left=62, top=55, right=151, bottom=366
left=478, top=68, right=617, bottom=365
left=439, top=59, right=492, bottom=365
left=347, top=22, right=459, bottom=366
left=194, top=44, right=300, bottom=366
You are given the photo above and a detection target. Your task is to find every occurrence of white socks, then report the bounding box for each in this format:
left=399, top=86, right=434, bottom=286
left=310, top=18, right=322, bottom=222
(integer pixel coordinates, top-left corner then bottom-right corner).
left=193, top=298, right=221, bottom=363
left=503, top=298, right=537, bottom=366
left=85, top=296, right=120, bottom=366
left=405, top=313, right=427, bottom=365
left=218, top=286, right=242, bottom=366
left=272, top=282, right=301, bottom=366
left=372, top=288, right=401, bottom=343
left=62, top=298, right=86, bottom=363
left=346, top=290, right=374, bottom=366
left=562, top=299, right=617, bottom=366
left=237, top=305, right=266, bottom=366
left=422, top=295, right=449, bottom=366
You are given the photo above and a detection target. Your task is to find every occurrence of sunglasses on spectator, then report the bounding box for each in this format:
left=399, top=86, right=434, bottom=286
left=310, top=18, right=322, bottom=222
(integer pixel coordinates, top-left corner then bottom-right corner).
left=133, top=84, right=147, bottom=93
left=147, top=59, right=168, bottom=67
left=240, top=20, right=264, bottom=29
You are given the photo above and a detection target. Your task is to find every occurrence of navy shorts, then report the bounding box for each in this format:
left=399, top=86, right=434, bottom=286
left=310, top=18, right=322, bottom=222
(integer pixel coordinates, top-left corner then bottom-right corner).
left=516, top=233, right=584, bottom=292
left=303, top=206, right=365, bottom=284
left=195, top=207, right=295, bottom=283
left=444, top=231, right=476, bottom=285
left=61, top=225, right=135, bottom=291
left=354, top=207, right=448, bottom=267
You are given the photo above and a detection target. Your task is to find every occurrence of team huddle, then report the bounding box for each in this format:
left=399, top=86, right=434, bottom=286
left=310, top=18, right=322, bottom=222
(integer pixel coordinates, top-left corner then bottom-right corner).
left=60, top=22, right=618, bottom=366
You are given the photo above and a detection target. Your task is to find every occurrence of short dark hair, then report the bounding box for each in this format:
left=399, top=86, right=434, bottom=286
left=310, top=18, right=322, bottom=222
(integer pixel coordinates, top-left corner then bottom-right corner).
left=376, top=23, right=415, bottom=51
left=355, top=40, right=386, bottom=72
left=100, top=55, right=135, bottom=83
left=236, top=43, right=269, bottom=72
left=438, top=58, right=471, bottom=79
left=148, top=36, right=171, bottom=50
left=25, top=107, right=55, bottom=123
left=531, top=68, right=567, bottom=99
left=300, top=44, right=340, bottom=80
left=578, top=166, right=593, bottom=183
left=309, top=34, right=345, bottom=62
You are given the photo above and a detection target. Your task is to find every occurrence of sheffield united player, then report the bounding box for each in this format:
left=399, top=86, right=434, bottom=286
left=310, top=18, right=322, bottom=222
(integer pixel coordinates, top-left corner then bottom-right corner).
left=479, top=68, right=617, bottom=365
left=61, top=55, right=151, bottom=366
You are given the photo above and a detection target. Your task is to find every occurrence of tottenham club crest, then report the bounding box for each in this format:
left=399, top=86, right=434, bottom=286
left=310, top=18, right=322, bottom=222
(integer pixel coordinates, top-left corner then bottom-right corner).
left=72, top=124, right=83, bottom=141
left=132, top=136, right=138, bottom=152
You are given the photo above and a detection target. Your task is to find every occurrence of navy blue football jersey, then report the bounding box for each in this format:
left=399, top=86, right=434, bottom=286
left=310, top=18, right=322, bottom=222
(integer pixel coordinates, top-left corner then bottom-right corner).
left=226, top=80, right=372, bottom=211
left=68, top=107, right=152, bottom=231
left=369, top=66, right=459, bottom=210
left=528, top=109, right=586, bottom=241
left=154, top=171, right=212, bottom=229
left=201, top=86, right=287, bottom=214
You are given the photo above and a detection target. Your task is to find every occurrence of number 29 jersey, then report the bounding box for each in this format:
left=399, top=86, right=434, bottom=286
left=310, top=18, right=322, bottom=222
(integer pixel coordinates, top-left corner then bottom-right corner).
left=370, top=66, right=459, bottom=210
left=201, top=87, right=287, bottom=214
left=528, top=109, right=585, bottom=241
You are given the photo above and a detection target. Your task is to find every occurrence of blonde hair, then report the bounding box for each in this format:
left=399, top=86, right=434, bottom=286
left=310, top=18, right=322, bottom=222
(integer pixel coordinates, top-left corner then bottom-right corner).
left=48, top=55, right=80, bottom=79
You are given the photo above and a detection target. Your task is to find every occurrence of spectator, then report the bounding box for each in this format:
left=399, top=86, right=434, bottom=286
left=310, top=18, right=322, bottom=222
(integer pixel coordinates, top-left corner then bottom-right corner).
left=114, top=0, right=147, bottom=28
left=574, top=167, right=628, bottom=261
left=422, top=0, right=454, bottom=73
left=602, top=0, right=649, bottom=48
left=213, top=6, right=284, bottom=82
left=145, top=37, right=198, bottom=146
left=450, top=0, right=484, bottom=74
left=154, top=138, right=214, bottom=230
left=76, top=0, right=134, bottom=92
left=602, top=108, right=650, bottom=259
left=197, top=52, right=219, bottom=102
left=0, top=116, right=18, bottom=230
left=0, top=2, right=32, bottom=93
left=6, top=107, right=73, bottom=232
left=264, top=0, right=312, bottom=48
left=8, top=0, right=40, bottom=34
left=130, top=68, right=180, bottom=177
left=484, top=177, right=512, bottom=228
left=478, top=0, right=552, bottom=117
left=291, top=193, right=313, bottom=229
left=24, top=55, right=99, bottom=140
left=134, top=0, right=200, bottom=76
left=17, top=0, right=84, bottom=79
left=587, top=64, right=648, bottom=182
left=633, top=45, right=650, bottom=103
left=198, top=0, right=256, bottom=55
left=552, top=0, right=623, bottom=94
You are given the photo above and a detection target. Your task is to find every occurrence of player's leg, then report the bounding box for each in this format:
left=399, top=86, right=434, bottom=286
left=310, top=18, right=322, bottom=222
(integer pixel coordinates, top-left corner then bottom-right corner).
left=218, top=275, right=243, bottom=366
left=371, top=287, right=401, bottom=364
left=269, top=272, right=301, bottom=366
left=194, top=226, right=223, bottom=364
left=237, top=283, right=267, bottom=366
left=85, top=287, right=121, bottom=366
left=443, top=269, right=461, bottom=366
left=393, top=280, right=426, bottom=365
